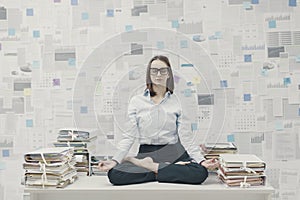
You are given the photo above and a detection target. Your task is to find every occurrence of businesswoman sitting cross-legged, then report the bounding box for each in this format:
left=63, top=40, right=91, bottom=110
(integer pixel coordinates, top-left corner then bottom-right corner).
left=98, top=55, right=218, bottom=185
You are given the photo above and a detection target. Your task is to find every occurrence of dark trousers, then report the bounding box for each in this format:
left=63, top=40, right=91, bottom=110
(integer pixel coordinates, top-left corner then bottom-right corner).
left=108, top=142, right=208, bottom=185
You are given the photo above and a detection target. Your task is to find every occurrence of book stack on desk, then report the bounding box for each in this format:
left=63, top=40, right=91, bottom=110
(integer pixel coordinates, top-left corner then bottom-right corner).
left=53, top=128, right=98, bottom=175
left=200, top=142, right=237, bottom=159
left=23, top=147, right=77, bottom=188
left=217, top=154, right=266, bottom=187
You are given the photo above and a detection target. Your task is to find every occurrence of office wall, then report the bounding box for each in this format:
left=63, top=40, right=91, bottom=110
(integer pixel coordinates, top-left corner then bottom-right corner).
left=0, top=0, right=299, bottom=199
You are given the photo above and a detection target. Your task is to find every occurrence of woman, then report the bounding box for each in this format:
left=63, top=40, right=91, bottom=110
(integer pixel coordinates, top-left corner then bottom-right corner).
left=99, top=55, right=218, bottom=185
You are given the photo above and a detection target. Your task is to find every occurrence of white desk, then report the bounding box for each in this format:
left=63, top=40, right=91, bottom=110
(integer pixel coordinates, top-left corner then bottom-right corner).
left=24, top=174, right=274, bottom=200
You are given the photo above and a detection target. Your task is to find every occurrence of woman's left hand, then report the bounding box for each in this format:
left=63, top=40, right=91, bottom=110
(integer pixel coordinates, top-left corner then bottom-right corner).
left=200, top=158, right=219, bottom=170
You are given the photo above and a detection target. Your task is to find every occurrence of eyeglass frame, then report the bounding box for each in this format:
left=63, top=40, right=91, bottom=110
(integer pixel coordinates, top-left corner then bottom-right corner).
left=149, top=67, right=169, bottom=75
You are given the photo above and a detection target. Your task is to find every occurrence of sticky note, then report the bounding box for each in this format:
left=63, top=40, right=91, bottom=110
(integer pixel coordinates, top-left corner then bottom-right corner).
left=8, top=28, right=15, bottom=36
left=0, top=161, right=6, bottom=170
left=125, top=25, right=133, bottom=32
left=289, top=0, right=297, bottom=7
left=192, top=76, right=201, bottom=84
left=191, top=123, right=198, bottom=131
left=215, top=31, right=222, bottom=39
left=275, top=121, right=284, bottom=130
left=261, top=68, right=267, bottom=76
left=80, top=106, right=88, bottom=113
left=243, top=2, right=251, bottom=9
left=71, top=0, right=78, bottom=6
left=180, top=40, right=188, bottom=48
left=26, top=8, right=34, bottom=16
left=32, top=60, right=40, bottom=68
left=283, top=77, right=291, bottom=86
left=53, top=78, right=60, bottom=86
left=33, top=30, right=40, bottom=38
left=295, top=55, right=300, bottom=63
left=251, top=0, right=259, bottom=4
left=26, top=119, right=33, bottom=127
left=68, top=58, right=76, bottom=66
left=107, top=9, right=114, bottom=17
left=227, top=134, right=235, bottom=142
left=244, top=54, right=252, bottom=62
left=157, top=41, right=164, bottom=49
left=184, top=88, right=192, bottom=97
left=269, top=20, right=276, bottom=28
left=24, top=88, right=31, bottom=96
left=172, top=20, right=179, bottom=28
left=244, top=94, right=251, bottom=101
left=220, top=80, right=228, bottom=88
left=2, top=150, right=10, bottom=157
left=81, top=12, right=89, bottom=20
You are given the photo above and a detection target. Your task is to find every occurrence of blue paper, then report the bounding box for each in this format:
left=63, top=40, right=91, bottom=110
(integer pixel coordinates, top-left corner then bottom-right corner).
left=251, top=0, right=259, bottom=4
left=191, top=123, right=198, bottom=131
left=244, top=94, right=251, bottom=101
left=0, top=161, right=6, bottom=170
left=180, top=40, right=188, bottom=48
left=32, top=60, right=40, bottom=68
left=33, top=30, right=40, bottom=38
left=80, top=106, right=88, bottom=113
left=269, top=20, right=276, bottom=28
left=172, top=20, right=179, bottom=28
left=275, top=121, right=284, bottom=130
left=243, top=2, right=252, bottom=9
left=26, top=8, right=34, bottom=16
left=184, top=88, right=192, bottom=97
left=81, top=12, right=89, bottom=20
left=8, top=28, right=15, bottom=36
left=68, top=58, right=76, bottom=66
left=289, top=0, right=297, bottom=7
left=283, top=77, right=291, bottom=86
left=157, top=41, right=164, bottom=49
left=2, top=150, right=10, bottom=157
left=220, top=80, right=228, bottom=88
left=107, top=9, right=114, bottom=17
left=244, top=54, right=252, bottom=62
left=26, top=119, right=33, bottom=127
left=227, top=134, right=235, bottom=142
left=125, top=25, right=133, bottom=32
left=71, top=0, right=78, bottom=6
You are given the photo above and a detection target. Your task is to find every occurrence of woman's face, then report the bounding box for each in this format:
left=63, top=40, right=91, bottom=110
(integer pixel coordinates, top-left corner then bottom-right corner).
left=149, top=59, right=170, bottom=86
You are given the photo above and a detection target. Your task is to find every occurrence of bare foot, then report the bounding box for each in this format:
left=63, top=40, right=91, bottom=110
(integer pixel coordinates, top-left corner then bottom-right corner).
left=124, top=157, right=159, bottom=173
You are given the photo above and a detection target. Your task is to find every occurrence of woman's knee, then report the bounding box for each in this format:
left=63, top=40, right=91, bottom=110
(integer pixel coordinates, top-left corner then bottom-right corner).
left=187, top=165, right=208, bottom=184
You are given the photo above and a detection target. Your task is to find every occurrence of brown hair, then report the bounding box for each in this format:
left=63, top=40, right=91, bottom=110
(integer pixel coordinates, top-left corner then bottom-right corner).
left=146, top=55, right=174, bottom=97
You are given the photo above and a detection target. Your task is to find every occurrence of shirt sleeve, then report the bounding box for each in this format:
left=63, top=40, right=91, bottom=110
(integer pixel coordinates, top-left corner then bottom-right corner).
left=177, top=108, right=205, bottom=164
left=112, top=97, right=139, bottom=163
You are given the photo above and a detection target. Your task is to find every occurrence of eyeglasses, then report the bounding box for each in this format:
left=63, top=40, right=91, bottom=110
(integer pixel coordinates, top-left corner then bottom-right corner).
left=150, top=67, right=169, bottom=75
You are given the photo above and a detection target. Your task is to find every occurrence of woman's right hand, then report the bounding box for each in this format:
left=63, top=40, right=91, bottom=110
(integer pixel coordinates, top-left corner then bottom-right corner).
left=98, top=160, right=117, bottom=172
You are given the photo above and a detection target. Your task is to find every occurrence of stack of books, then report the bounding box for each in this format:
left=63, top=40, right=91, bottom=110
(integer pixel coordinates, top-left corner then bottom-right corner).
left=217, top=154, right=266, bottom=187
left=200, top=142, right=237, bottom=159
left=23, top=147, right=77, bottom=188
left=53, top=128, right=98, bottom=175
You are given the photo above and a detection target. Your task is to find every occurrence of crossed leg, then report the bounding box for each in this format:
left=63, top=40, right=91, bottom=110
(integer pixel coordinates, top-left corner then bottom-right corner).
left=124, top=156, right=191, bottom=173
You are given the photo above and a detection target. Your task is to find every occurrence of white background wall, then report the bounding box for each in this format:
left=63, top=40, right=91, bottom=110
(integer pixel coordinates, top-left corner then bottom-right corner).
left=0, top=0, right=300, bottom=199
